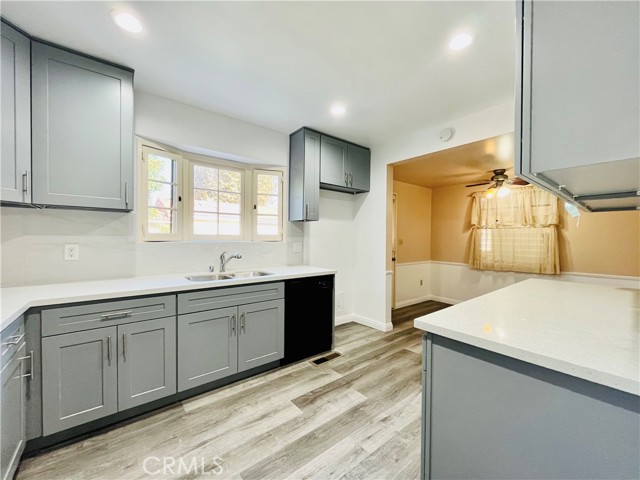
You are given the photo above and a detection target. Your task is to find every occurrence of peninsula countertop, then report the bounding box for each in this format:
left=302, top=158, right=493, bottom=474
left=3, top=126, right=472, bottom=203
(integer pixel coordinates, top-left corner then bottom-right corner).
left=0, top=265, right=336, bottom=331
left=414, top=279, right=640, bottom=395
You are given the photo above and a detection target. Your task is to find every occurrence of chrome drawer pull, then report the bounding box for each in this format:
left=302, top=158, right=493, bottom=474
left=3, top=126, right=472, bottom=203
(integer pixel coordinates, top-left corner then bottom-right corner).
left=2, top=334, right=25, bottom=346
left=100, top=310, right=133, bottom=320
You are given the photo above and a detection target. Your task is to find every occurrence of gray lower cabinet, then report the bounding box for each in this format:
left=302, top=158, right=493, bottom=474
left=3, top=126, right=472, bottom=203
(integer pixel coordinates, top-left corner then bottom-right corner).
left=42, top=317, right=178, bottom=435
left=421, top=334, right=640, bottom=479
left=1, top=342, right=26, bottom=480
left=177, top=307, right=238, bottom=391
left=31, top=41, right=134, bottom=210
left=117, top=318, right=176, bottom=410
left=0, top=20, right=31, bottom=205
left=237, top=300, right=284, bottom=373
left=177, top=284, right=285, bottom=392
left=42, top=327, right=118, bottom=436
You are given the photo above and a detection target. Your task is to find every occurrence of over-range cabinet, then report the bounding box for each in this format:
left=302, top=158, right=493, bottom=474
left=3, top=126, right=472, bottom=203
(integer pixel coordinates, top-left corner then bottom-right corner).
left=289, top=127, right=371, bottom=221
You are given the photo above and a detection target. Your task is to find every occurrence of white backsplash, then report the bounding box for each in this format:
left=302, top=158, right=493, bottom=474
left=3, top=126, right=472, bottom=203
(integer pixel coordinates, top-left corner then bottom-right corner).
left=0, top=207, right=304, bottom=287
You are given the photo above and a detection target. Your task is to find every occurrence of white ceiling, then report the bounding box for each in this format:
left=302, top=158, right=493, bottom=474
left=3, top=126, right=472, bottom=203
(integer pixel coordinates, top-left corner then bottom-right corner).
left=393, top=133, right=514, bottom=188
left=2, top=1, right=515, bottom=146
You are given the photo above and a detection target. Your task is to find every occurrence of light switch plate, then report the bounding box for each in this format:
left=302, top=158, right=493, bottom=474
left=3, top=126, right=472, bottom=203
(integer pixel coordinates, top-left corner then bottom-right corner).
left=64, top=244, right=79, bottom=261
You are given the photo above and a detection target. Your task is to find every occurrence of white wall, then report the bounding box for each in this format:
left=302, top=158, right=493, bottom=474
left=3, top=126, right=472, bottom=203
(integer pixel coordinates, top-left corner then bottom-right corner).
left=394, top=262, right=431, bottom=308
left=0, top=93, right=304, bottom=287
left=349, top=101, right=515, bottom=330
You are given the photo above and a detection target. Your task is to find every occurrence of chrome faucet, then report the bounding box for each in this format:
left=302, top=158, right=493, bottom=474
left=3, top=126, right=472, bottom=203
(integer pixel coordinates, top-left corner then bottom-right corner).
left=219, top=252, right=242, bottom=272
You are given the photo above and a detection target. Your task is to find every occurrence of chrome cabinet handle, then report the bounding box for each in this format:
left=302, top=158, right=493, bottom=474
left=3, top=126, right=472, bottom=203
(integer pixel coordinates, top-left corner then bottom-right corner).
left=240, top=313, right=246, bottom=334
left=123, top=333, right=127, bottom=360
left=100, top=310, right=133, bottom=320
left=107, top=336, right=112, bottom=363
left=345, top=172, right=349, bottom=185
left=349, top=173, right=353, bottom=187
left=231, top=315, right=236, bottom=336
left=22, top=171, right=30, bottom=197
left=2, top=334, right=25, bottom=347
left=305, top=203, right=310, bottom=219
left=18, top=351, right=34, bottom=379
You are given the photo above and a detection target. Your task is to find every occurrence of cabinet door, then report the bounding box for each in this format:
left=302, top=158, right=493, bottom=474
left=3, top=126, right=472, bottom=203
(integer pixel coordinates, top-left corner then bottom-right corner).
left=0, top=343, right=26, bottom=480
left=42, top=327, right=117, bottom=435
left=303, top=130, right=320, bottom=220
left=1, top=22, right=31, bottom=204
left=117, top=318, right=177, bottom=411
left=525, top=1, right=639, bottom=174
left=238, top=300, right=284, bottom=373
left=320, top=136, right=348, bottom=187
left=177, top=307, right=238, bottom=392
left=347, top=144, right=371, bottom=192
left=31, top=41, right=134, bottom=210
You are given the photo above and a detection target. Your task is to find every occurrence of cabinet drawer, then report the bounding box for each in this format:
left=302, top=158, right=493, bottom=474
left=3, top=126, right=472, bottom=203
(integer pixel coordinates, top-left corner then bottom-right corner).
left=1, top=317, right=25, bottom=367
left=178, top=282, right=284, bottom=315
left=41, top=295, right=176, bottom=336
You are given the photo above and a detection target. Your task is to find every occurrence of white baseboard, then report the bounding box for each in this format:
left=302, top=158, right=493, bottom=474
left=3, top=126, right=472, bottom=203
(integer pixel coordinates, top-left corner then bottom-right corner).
left=394, top=295, right=433, bottom=309
left=336, top=314, right=393, bottom=332
left=335, top=314, right=355, bottom=326
left=427, top=294, right=462, bottom=305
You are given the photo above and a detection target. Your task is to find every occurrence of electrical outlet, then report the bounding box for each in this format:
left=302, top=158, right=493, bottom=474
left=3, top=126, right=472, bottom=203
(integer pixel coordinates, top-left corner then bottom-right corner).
left=64, top=244, right=79, bottom=261
left=292, top=242, right=302, bottom=253
left=336, top=292, right=345, bottom=312
left=420, top=279, right=423, bottom=286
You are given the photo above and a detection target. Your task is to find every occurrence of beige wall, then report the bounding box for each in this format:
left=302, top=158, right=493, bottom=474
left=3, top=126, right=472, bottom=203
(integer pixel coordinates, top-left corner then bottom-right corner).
left=393, top=181, right=432, bottom=263
left=430, top=184, right=640, bottom=277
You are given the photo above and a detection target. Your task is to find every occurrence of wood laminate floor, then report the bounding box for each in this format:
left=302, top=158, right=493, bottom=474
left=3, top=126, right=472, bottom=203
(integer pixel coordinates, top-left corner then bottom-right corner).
left=18, top=301, right=450, bottom=480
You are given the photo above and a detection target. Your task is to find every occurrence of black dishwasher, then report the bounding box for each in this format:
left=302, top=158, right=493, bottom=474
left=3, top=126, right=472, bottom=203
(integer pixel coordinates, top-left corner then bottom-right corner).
left=282, top=275, right=334, bottom=365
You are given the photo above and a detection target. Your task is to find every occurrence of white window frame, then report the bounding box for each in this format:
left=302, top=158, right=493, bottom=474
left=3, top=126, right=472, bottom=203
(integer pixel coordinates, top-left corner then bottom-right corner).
left=186, top=159, right=247, bottom=241
left=139, top=144, right=184, bottom=242
left=137, top=140, right=285, bottom=243
left=252, top=169, right=284, bottom=242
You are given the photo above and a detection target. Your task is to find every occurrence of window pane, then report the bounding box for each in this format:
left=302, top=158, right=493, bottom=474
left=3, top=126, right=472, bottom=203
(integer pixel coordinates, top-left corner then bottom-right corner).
left=220, top=192, right=241, bottom=214
left=257, top=174, right=279, bottom=195
left=257, top=215, right=278, bottom=236
left=194, top=189, right=218, bottom=212
left=193, top=212, right=218, bottom=235
left=148, top=154, right=174, bottom=183
left=148, top=207, right=175, bottom=234
left=194, top=165, right=219, bottom=190
left=148, top=181, right=175, bottom=209
left=257, top=194, right=279, bottom=215
left=219, top=214, right=241, bottom=235
left=220, top=170, right=242, bottom=193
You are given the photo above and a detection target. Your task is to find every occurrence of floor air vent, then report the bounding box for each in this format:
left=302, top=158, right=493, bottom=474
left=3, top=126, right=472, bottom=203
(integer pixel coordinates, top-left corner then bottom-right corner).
left=310, top=352, right=341, bottom=365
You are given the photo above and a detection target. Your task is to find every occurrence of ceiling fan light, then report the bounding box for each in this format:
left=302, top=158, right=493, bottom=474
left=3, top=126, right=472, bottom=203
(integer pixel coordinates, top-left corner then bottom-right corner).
left=486, top=187, right=496, bottom=198
left=497, top=186, right=510, bottom=198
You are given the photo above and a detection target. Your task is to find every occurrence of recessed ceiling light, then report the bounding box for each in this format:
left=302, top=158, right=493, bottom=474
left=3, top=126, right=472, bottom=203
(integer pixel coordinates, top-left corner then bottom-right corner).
left=330, top=104, right=346, bottom=117
left=448, top=32, right=473, bottom=51
left=111, top=11, right=143, bottom=34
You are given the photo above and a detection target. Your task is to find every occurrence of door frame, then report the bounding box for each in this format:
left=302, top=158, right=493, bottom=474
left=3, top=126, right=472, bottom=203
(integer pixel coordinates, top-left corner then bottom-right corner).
left=391, top=193, right=398, bottom=309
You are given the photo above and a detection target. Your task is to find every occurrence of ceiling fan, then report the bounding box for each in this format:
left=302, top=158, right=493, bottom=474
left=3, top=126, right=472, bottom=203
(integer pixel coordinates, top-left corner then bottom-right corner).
left=465, top=169, right=529, bottom=188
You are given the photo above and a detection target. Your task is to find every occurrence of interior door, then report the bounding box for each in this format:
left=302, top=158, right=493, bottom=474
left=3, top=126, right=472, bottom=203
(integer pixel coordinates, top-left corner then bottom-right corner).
left=391, top=193, right=398, bottom=309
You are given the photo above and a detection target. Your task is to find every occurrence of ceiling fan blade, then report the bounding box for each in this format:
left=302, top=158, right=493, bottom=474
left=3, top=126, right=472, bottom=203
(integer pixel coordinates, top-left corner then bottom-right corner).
left=509, top=177, right=530, bottom=186
left=465, top=181, right=491, bottom=187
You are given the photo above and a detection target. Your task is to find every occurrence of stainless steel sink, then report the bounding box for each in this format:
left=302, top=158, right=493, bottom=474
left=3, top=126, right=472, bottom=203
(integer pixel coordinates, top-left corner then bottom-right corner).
left=185, top=273, right=234, bottom=282
left=227, top=271, right=273, bottom=278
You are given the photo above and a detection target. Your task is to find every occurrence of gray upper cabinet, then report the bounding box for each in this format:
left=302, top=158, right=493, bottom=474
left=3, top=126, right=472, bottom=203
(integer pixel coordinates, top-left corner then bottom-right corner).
left=320, top=136, right=348, bottom=187
left=289, top=128, right=320, bottom=221
left=117, top=318, right=177, bottom=410
left=1, top=21, right=31, bottom=205
left=237, top=299, right=284, bottom=373
left=31, top=41, right=134, bottom=210
left=516, top=0, right=640, bottom=212
left=319, top=134, right=370, bottom=194
left=42, top=327, right=118, bottom=436
left=177, top=307, right=238, bottom=391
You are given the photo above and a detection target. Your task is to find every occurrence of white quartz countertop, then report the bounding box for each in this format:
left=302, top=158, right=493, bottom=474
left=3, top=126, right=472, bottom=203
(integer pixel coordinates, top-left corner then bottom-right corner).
left=0, top=265, right=335, bottom=331
left=414, top=279, right=640, bottom=396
